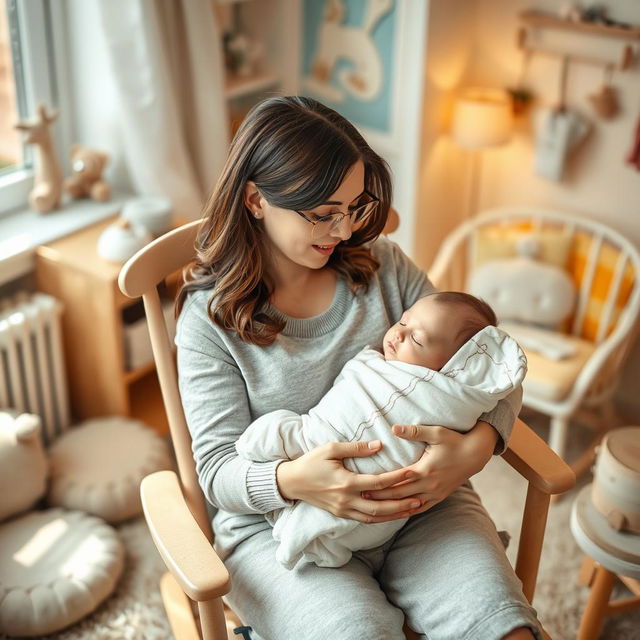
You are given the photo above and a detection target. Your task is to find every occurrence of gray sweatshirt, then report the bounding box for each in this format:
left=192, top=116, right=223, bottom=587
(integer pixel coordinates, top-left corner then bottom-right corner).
left=175, top=236, right=522, bottom=558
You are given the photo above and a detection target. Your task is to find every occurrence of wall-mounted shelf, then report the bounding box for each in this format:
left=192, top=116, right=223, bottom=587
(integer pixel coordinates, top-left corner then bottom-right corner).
left=215, top=0, right=300, bottom=137
left=520, top=10, right=640, bottom=41
left=224, top=71, right=280, bottom=99
left=518, top=10, right=639, bottom=70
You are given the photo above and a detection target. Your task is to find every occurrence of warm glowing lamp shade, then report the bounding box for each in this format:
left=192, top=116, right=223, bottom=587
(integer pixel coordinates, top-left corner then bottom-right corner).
left=451, top=88, right=513, bottom=218
left=452, top=88, right=513, bottom=149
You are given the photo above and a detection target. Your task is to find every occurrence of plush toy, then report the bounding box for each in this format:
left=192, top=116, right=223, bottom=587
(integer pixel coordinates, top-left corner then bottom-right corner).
left=0, top=410, right=125, bottom=638
left=64, top=145, right=111, bottom=202
left=0, top=411, right=48, bottom=521
left=14, top=105, right=64, bottom=213
left=468, top=235, right=579, bottom=360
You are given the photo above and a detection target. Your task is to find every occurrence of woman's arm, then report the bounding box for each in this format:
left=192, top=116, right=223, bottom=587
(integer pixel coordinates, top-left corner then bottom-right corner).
left=480, top=385, right=523, bottom=454
left=178, top=316, right=423, bottom=523
left=363, top=387, right=523, bottom=512
left=178, top=342, right=293, bottom=514
left=361, top=421, right=497, bottom=513
left=276, top=441, right=426, bottom=524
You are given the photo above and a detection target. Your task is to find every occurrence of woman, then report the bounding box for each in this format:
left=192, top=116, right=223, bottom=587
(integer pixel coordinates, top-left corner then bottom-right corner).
left=175, top=96, right=541, bottom=640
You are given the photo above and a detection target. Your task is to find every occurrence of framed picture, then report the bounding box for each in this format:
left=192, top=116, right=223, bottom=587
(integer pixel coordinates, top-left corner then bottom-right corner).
left=301, top=0, right=400, bottom=149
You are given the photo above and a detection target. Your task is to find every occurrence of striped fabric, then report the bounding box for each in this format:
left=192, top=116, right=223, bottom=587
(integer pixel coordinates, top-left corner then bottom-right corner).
left=566, top=232, right=635, bottom=341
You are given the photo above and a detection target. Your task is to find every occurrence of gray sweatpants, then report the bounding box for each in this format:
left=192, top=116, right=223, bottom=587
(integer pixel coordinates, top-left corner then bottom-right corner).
left=222, top=483, right=542, bottom=640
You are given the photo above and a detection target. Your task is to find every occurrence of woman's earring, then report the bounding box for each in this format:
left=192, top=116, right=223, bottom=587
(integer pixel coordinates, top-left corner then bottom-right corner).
left=254, top=210, right=262, bottom=219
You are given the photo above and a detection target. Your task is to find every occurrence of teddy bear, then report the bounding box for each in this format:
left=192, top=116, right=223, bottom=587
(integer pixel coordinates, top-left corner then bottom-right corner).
left=64, top=144, right=111, bottom=202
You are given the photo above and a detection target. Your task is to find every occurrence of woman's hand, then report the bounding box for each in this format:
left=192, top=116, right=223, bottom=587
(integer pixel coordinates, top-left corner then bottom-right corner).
left=362, top=421, right=499, bottom=515
left=276, top=440, right=424, bottom=524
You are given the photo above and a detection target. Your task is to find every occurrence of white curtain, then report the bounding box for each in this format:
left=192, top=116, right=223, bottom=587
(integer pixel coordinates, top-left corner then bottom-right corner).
left=96, top=0, right=228, bottom=219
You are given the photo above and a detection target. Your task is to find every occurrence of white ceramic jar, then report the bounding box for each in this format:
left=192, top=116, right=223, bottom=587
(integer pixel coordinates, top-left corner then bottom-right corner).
left=121, top=196, right=173, bottom=237
left=591, top=426, right=640, bottom=534
left=97, top=218, right=152, bottom=264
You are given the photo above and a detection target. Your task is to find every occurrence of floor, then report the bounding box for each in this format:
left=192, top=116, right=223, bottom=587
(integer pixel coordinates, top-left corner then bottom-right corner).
left=5, top=413, right=640, bottom=640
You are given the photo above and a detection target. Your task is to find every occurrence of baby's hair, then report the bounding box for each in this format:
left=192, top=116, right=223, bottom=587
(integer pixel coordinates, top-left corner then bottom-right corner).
left=430, top=291, right=497, bottom=349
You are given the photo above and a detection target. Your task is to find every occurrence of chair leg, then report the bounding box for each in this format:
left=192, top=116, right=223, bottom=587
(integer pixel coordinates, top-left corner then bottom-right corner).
left=577, top=563, right=615, bottom=640
left=578, top=556, right=597, bottom=587
left=548, top=416, right=570, bottom=460
left=198, top=598, right=229, bottom=640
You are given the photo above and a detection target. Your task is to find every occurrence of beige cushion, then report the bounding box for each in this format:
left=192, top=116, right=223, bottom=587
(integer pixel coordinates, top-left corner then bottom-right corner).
left=0, top=508, right=124, bottom=637
left=523, top=334, right=596, bottom=402
left=48, top=417, right=171, bottom=523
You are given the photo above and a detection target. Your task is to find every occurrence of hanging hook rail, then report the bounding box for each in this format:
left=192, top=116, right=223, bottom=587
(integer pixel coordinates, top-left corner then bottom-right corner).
left=517, top=10, right=639, bottom=71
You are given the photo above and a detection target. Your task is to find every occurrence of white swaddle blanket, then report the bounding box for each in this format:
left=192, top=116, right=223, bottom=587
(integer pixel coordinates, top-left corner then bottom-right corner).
left=236, top=325, right=527, bottom=569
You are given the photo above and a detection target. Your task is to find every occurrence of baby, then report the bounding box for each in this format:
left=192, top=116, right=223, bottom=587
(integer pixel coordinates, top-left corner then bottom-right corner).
left=236, top=292, right=527, bottom=570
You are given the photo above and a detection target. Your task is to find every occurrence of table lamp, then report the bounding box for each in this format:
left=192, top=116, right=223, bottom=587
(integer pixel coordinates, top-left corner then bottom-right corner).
left=452, top=88, right=513, bottom=218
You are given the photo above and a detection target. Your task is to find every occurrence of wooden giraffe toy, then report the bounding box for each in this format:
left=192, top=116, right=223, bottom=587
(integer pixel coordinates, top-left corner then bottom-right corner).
left=15, top=105, right=64, bottom=213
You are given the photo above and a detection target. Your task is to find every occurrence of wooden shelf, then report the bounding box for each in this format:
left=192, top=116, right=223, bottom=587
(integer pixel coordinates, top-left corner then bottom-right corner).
left=124, top=359, right=157, bottom=385
left=520, top=10, right=640, bottom=41
left=224, top=71, right=279, bottom=99
left=129, top=370, right=169, bottom=437
left=124, top=347, right=177, bottom=384
left=36, top=218, right=186, bottom=436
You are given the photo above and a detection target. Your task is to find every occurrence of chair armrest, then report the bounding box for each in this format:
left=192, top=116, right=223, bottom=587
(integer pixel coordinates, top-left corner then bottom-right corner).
left=502, top=418, right=576, bottom=495
left=141, top=470, right=231, bottom=601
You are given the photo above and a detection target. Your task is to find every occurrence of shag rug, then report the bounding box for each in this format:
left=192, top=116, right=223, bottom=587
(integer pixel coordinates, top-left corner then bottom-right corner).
left=7, top=415, right=639, bottom=640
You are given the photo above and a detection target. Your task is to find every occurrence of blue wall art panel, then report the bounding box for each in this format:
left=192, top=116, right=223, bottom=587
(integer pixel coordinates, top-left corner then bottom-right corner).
left=302, top=0, right=397, bottom=133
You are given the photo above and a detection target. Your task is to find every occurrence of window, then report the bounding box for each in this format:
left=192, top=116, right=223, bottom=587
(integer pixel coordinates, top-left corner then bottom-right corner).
left=0, top=0, right=23, bottom=175
left=0, top=0, right=69, bottom=215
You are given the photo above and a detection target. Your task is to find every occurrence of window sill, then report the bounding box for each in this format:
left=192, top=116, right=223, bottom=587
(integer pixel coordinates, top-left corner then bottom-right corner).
left=0, top=193, right=134, bottom=287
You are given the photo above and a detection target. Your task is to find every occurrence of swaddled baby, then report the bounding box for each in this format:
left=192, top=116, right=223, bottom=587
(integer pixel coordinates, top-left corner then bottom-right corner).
left=236, top=291, right=527, bottom=569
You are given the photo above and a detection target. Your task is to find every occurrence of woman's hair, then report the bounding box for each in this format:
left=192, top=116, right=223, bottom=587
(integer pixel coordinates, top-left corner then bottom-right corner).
left=176, top=96, right=392, bottom=345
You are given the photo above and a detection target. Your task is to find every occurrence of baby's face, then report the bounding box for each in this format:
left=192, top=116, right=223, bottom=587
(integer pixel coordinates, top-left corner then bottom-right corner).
left=383, top=296, right=466, bottom=370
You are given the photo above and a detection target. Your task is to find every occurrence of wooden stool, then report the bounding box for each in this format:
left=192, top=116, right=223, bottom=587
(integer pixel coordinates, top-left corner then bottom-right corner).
left=571, top=485, right=640, bottom=640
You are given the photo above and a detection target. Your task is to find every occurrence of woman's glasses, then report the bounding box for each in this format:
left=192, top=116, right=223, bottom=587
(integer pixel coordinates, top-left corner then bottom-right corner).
left=294, top=190, right=379, bottom=242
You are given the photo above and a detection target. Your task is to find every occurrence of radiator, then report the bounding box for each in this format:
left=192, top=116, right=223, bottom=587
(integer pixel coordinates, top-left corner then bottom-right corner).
left=0, top=292, right=70, bottom=444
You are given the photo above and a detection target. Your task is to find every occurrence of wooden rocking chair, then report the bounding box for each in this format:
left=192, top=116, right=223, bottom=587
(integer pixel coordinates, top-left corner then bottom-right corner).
left=118, top=220, right=575, bottom=640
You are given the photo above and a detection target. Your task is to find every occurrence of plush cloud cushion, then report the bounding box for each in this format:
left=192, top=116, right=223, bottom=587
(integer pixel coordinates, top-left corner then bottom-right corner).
left=0, top=508, right=124, bottom=637
left=468, top=257, right=576, bottom=329
left=473, top=226, right=636, bottom=342
left=48, top=417, right=172, bottom=523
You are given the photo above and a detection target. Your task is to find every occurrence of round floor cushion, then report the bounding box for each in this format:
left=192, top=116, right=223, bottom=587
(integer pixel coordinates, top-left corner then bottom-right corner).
left=48, top=417, right=172, bottom=523
left=0, top=508, right=124, bottom=637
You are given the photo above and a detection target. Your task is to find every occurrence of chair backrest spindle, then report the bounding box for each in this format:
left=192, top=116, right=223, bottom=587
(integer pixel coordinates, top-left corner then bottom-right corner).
left=571, top=233, right=604, bottom=337
left=596, top=252, right=629, bottom=344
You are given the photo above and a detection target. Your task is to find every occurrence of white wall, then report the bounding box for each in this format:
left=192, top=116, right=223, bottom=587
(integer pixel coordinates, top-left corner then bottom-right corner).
left=414, top=0, right=476, bottom=269
left=472, top=0, right=640, bottom=247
